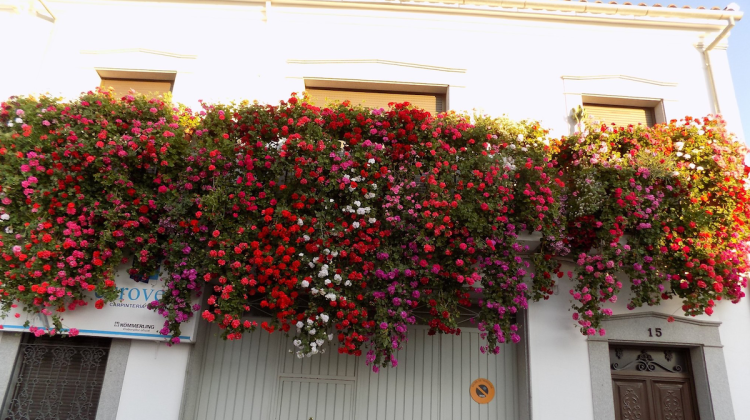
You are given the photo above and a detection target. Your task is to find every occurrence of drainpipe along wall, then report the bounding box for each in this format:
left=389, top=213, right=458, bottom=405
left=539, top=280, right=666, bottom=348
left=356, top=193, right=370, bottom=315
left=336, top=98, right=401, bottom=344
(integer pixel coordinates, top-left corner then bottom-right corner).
left=704, top=16, right=735, bottom=116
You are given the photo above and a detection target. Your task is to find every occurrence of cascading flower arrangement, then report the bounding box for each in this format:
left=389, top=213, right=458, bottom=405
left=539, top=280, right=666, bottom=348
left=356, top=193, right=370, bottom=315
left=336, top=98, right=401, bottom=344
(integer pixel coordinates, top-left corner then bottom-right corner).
left=559, top=115, right=750, bottom=335
left=0, top=89, right=188, bottom=334
left=1, top=90, right=748, bottom=368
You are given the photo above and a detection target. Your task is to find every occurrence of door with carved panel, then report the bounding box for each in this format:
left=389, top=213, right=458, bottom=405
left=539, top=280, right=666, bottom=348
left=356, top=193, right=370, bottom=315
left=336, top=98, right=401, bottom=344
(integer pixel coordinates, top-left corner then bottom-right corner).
left=609, top=347, right=698, bottom=420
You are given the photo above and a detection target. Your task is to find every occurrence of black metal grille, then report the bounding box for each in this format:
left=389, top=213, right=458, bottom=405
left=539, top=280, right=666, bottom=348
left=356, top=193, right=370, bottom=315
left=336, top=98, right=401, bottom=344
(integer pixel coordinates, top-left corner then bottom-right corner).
left=1, top=334, right=111, bottom=420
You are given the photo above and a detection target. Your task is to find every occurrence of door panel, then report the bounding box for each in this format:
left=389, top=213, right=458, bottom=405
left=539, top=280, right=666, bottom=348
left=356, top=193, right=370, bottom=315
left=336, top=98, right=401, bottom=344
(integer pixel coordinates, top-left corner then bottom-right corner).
left=277, top=378, right=354, bottom=420
left=613, top=379, right=652, bottom=420
left=652, top=380, right=694, bottom=420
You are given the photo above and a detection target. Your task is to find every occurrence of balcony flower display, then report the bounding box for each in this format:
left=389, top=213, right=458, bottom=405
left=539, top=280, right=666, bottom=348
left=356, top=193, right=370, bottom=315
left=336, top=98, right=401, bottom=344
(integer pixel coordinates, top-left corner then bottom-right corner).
left=1, top=90, right=747, bottom=368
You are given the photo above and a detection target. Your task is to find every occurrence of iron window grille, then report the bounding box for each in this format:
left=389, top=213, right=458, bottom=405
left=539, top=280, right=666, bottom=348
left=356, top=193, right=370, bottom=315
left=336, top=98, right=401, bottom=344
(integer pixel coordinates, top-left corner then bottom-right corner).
left=1, top=334, right=112, bottom=420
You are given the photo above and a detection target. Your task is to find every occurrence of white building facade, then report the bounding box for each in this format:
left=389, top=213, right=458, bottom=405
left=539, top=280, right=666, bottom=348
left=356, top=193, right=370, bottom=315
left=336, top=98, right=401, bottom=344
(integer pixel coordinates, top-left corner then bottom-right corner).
left=0, top=1, right=748, bottom=419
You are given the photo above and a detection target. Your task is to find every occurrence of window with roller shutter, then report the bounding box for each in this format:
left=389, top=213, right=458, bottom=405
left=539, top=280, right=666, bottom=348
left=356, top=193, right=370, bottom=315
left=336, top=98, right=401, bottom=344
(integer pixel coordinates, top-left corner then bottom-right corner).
left=583, top=103, right=656, bottom=128
left=1, top=334, right=111, bottom=420
left=306, top=88, right=446, bottom=114
left=100, top=78, right=173, bottom=98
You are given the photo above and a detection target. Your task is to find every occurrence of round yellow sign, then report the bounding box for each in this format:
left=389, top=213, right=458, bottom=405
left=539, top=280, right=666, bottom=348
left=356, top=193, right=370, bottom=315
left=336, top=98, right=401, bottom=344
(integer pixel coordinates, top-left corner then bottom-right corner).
left=470, top=378, right=495, bottom=404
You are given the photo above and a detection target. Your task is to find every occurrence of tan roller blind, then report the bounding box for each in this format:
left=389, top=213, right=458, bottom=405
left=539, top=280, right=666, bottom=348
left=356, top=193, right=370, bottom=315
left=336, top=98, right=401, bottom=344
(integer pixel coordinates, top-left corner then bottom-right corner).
left=100, top=79, right=172, bottom=98
left=584, top=103, right=655, bottom=127
left=306, top=88, right=444, bottom=114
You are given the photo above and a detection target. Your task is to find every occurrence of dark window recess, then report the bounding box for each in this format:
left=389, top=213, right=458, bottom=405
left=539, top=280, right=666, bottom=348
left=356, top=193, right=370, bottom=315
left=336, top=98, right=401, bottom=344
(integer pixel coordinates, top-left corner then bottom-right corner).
left=584, top=103, right=656, bottom=127
left=1, top=334, right=111, bottom=420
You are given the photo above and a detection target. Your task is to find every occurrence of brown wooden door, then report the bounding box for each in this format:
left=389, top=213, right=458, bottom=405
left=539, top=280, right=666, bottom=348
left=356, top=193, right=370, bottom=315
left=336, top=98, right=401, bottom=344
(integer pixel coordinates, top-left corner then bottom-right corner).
left=610, top=347, right=698, bottom=420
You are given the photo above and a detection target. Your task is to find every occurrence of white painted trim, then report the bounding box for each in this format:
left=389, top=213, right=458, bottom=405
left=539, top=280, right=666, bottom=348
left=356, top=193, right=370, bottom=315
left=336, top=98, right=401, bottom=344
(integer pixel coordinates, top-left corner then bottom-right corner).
left=288, top=59, right=466, bottom=74
left=81, top=48, right=198, bottom=60
left=562, top=75, right=677, bottom=87
left=96, top=68, right=178, bottom=81
left=44, top=0, right=741, bottom=30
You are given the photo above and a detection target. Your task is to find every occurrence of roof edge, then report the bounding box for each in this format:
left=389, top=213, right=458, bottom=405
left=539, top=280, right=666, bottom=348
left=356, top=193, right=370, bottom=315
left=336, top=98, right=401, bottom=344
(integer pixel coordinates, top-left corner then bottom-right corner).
left=271, top=0, right=743, bottom=24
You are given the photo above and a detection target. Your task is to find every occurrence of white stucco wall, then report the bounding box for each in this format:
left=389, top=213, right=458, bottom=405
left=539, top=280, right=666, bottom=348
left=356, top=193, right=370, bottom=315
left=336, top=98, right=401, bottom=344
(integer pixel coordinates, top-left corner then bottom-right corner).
left=116, top=340, right=192, bottom=420
left=1, top=0, right=744, bottom=140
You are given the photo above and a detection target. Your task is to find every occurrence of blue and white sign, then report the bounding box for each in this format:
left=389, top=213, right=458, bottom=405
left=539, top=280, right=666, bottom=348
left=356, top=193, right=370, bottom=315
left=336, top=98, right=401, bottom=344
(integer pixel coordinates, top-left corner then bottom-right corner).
left=0, top=258, right=199, bottom=342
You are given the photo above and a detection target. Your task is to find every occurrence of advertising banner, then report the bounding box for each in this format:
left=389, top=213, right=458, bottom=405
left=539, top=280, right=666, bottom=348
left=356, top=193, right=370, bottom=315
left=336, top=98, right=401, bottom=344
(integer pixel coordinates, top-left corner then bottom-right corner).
left=0, top=258, right=199, bottom=342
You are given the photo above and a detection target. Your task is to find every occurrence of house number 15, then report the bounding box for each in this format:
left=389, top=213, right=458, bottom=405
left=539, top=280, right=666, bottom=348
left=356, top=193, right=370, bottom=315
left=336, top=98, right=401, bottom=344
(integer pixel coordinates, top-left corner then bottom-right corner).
left=648, top=328, right=662, bottom=337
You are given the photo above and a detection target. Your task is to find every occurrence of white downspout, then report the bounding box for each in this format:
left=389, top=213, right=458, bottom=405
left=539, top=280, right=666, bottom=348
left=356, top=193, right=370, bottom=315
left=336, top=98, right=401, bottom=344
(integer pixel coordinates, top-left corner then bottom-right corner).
left=703, top=16, right=735, bottom=115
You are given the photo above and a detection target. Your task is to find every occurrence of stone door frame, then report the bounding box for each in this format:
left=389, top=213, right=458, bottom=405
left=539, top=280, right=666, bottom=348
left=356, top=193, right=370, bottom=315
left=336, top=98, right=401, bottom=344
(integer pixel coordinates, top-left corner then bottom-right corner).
left=587, top=311, right=734, bottom=420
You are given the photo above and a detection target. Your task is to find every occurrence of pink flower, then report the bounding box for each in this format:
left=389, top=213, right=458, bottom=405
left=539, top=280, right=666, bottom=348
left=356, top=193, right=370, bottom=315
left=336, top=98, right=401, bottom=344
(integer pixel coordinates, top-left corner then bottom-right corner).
left=68, top=328, right=80, bottom=337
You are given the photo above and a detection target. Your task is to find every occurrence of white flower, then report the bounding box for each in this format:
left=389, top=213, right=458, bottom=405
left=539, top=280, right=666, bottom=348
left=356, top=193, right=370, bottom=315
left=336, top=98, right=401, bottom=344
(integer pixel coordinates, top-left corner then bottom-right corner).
left=308, top=262, right=315, bottom=268
left=297, top=219, right=304, bottom=226
left=698, top=130, right=705, bottom=135
left=674, top=142, right=684, bottom=151
left=357, top=208, right=366, bottom=215
left=301, top=280, right=310, bottom=288
left=310, top=347, right=319, bottom=355
left=15, top=118, right=22, bottom=124
left=325, top=293, right=336, bottom=301
left=676, top=152, right=683, bottom=157
left=344, top=280, right=352, bottom=287
left=323, top=248, right=330, bottom=255
left=296, top=352, right=304, bottom=359
left=5, top=227, right=12, bottom=233
left=313, top=257, right=319, bottom=263
left=296, top=321, right=304, bottom=329
left=324, top=279, right=331, bottom=285
left=517, top=134, right=524, bottom=142
left=368, top=158, right=375, bottom=164
left=368, top=218, right=376, bottom=223
left=328, top=334, right=334, bottom=340
left=6, top=122, right=13, bottom=127
left=697, top=166, right=704, bottom=171
left=307, top=318, right=314, bottom=325
left=684, top=154, right=691, bottom=160
left=334, top=274, right=342, bottom=283
left=316, top=339, right=325, bottom=346
left=352, top=222, right=360, bottom=228
left=331, top=251, right=338, bottom=257
left=354, top=200, right=361, bottom=207
left=320, top=314, right=329, bottom=323
left=689, top=163, right=696, bottom=169
left=0, top=214, right=8, bottom=221
left=303, top=235, right=310, bottom=241
left=309, top=328, right=316, bottom=335
left=311, top=287, right=319, bottom=294
left=293, top=339, right=302, bottom=347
